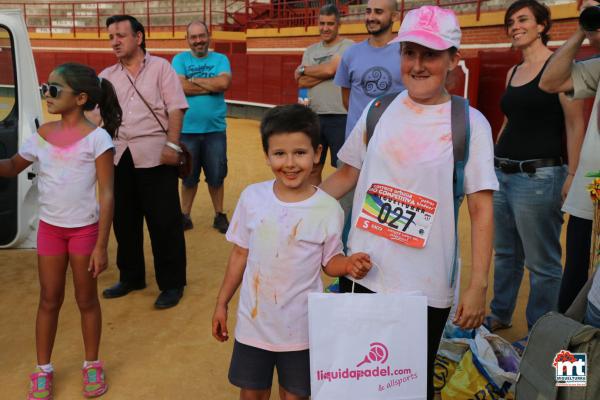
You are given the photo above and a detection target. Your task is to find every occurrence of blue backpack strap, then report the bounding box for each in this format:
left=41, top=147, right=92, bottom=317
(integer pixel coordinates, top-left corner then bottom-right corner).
left=450, top=95, right=470, bottom=287
left=366, top=92, right=399, bottom=146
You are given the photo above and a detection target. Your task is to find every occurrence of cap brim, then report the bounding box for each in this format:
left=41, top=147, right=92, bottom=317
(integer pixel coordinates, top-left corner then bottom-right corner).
left=389, top=29, right=455, bottom=50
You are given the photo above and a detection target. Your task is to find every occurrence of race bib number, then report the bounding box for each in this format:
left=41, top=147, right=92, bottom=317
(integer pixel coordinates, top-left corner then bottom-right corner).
left=356, top=183, right=438, bottom=248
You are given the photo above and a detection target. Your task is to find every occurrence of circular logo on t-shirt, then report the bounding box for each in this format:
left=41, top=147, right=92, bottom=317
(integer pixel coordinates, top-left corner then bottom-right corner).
left=361, top=67, right=393, bottom=98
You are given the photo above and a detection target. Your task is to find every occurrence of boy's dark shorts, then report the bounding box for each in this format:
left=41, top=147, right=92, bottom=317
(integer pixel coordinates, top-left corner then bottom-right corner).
left=180, top=131, right=228, bottom=188
left=228, top=340, right=311, bottom=397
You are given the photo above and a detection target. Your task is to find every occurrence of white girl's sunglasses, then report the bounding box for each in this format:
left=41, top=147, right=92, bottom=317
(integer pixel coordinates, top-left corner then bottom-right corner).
left=40, top=83, right=78, bottom=98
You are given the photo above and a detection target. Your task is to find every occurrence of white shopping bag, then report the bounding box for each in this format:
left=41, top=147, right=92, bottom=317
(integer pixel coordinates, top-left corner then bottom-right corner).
left=308, top=292, right=428, bottom=400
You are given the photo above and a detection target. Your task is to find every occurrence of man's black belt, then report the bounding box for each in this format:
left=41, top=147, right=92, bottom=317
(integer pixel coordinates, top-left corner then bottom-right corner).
left=494, top=157, right=563, bottom=174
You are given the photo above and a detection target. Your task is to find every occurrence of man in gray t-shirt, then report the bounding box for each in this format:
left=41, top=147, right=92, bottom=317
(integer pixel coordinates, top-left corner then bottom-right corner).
left=334, top=0, right=405, bottom=139
left=295, top=4, right=353, bottom=184
left=539, top=0, right=600, bottom=326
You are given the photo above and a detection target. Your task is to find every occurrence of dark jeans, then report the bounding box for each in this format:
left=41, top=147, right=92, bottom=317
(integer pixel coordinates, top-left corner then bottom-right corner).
left=318, top=114, right=346, bottom=167
left=114, top=148, right=186, bottom=291
left=558, top=215, right=593, bottom=313
left=340, top=277, right=450, bottom=400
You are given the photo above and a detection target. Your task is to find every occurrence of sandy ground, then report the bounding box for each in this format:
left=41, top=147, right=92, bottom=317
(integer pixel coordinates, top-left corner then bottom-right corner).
left=0, top=116, right=549, bottom=399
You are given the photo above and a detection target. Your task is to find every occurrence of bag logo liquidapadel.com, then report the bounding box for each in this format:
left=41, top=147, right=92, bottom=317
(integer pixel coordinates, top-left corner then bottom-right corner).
left=553, top=350, right=587, bottom=387
left=315, top=341, right=419, bottom=393
left=356, top=342, right=389, bottom=367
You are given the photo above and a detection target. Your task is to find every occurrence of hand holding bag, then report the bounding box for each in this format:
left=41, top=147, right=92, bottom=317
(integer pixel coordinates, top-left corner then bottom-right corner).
left=126, top=75, right=192, bottom=179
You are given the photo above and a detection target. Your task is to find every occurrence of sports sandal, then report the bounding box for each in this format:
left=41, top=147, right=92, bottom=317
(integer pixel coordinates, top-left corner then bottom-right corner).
left=483, top=315, right=512, bottom=332
left=82, top=361, right=108, bottom=398
left=28, top=368, right=53, bottom=400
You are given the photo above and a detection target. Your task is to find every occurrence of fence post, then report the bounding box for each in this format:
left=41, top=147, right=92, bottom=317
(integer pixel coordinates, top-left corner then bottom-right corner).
left=48, top=3, right=52, bottom=38
left=172, top=0, right=175, bottom=37
left=476, top=0, right=482, bottom=21
left=246, top=0, right=249, bottom=29
left=96, top=2, right=100, bottom=38
left=209, top=0, right=212, bottom=31
left=146, top=0, right=150, bottom=38
left=72, top=3, right=76, bottom=38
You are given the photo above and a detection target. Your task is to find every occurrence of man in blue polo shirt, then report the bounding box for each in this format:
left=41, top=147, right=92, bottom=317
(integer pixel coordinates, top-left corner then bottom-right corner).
left=172, top=20, right=232, bottom=233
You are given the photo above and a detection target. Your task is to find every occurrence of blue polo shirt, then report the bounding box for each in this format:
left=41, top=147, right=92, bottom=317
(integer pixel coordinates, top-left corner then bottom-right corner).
left=172, top=51, right=231, bottom=134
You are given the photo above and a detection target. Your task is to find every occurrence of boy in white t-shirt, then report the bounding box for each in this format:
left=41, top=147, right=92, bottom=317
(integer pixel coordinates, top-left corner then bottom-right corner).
left=211, top=104, right=372, bottom=399
left=321, top=6, right=498, bottom=400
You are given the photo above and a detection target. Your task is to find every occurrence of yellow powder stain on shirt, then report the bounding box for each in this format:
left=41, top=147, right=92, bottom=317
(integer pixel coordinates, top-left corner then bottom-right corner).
left=288, top=219, right=302, bottom=244
left=251, top=272, right=260, bottom=319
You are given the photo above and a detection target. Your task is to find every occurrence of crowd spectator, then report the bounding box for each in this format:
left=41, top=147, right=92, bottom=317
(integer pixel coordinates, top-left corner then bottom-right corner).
left=172, top=20, right=232, bottom=233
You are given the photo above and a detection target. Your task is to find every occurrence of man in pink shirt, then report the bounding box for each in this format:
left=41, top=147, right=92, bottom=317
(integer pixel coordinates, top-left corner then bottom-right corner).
left=99, top=15, right=188, bottom=309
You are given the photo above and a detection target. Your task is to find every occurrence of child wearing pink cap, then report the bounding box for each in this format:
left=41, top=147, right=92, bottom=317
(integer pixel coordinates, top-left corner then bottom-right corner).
left=322, top=6, right=498, bottom=399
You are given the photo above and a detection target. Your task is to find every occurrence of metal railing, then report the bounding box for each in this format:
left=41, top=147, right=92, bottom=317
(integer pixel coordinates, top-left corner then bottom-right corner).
left=0, top=0, right=494, bottom=37
left=234, top=0, right=491, bottom=30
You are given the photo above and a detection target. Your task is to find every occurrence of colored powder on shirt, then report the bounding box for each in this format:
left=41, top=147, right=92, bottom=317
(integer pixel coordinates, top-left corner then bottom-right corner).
left=251, top=272, right=260, bottom=319
left=289, top=219, right=302, bottom=244
left=439, top=133, right=452, bottom=142
left=403, top=98, right=424, bottom=114
left=45, top=126, right=87, bottom=148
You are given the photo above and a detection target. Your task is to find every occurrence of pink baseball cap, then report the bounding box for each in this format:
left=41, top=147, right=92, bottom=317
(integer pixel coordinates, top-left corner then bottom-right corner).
left=390, top=6, right=461, bottom=50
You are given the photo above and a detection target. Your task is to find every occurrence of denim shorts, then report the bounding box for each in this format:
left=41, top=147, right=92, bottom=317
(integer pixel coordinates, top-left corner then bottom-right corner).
left=180, top=131, right=227, bottom=187
left=228, top=340, right=310, bottom=397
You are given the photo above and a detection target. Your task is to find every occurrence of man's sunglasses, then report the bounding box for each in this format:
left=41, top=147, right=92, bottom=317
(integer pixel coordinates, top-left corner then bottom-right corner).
left=40, top=83, right=78, bottom=98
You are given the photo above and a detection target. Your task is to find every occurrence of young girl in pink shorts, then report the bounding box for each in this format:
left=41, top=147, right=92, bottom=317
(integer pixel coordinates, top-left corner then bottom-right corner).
left=0, top=63, right=121, bottom=399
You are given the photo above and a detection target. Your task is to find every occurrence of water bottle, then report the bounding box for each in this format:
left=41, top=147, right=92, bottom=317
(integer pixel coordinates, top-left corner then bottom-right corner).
left=298, top=88, right=310, bottom=106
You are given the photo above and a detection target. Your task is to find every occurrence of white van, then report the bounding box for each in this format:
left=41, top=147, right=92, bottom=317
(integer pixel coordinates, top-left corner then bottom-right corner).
left=0, top=9, right=42, bottom=248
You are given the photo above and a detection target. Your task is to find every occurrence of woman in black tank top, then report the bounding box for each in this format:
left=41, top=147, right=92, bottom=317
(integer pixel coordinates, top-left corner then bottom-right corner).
left=484, top=0, right=585, bottom=351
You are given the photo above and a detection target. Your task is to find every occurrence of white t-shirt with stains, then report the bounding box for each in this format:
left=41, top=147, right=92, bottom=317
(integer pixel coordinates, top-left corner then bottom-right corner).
left=19, top=127, right=114, bottom=228
left=226, top=180, right=344, bottom=351
left=338, top=90, right=498, bottom=308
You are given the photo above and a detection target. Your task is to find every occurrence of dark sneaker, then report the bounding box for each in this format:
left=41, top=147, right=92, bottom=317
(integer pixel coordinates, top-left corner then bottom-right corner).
left=182, top=213, right=193, bottom=231
left=213, top=212, right=229, bottom=234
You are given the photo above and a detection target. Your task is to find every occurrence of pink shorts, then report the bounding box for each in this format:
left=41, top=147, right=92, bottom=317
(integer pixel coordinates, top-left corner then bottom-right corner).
left=37, top=220, right=99, bottom=256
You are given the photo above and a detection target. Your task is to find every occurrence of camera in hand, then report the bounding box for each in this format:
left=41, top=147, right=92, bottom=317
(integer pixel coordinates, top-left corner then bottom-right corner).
left=580, top=5, right=600, bottom=32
